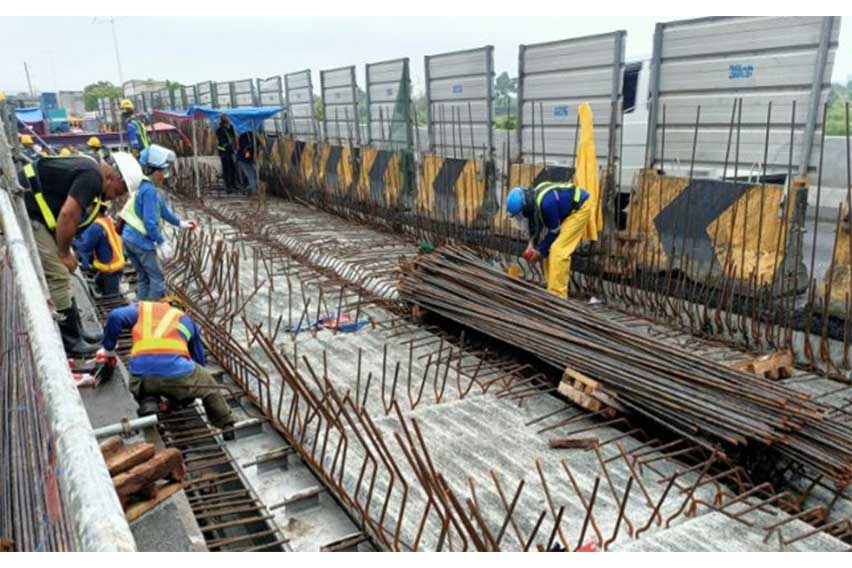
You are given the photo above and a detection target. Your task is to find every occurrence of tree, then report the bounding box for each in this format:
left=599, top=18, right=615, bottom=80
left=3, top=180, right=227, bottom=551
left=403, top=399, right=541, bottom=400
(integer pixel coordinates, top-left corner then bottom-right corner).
left=494, top=71, right=517, bottom=113
left=83, top=81, right=123, bottom=111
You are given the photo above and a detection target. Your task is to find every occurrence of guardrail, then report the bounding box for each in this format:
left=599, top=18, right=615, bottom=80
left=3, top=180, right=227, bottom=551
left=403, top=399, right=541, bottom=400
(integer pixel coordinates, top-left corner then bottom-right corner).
left=0, top=112, right=136, bottom=551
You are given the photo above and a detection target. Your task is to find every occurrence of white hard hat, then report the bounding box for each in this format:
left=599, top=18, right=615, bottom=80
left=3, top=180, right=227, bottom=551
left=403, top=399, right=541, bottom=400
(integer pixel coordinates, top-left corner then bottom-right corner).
left=140, top=144, right=176, bottom=170
left=111, top=151, right=144, bottom=193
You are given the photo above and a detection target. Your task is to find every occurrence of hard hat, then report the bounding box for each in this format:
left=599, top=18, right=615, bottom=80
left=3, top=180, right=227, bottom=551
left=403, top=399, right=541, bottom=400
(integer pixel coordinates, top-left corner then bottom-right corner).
left=87, top=136, right=102, bottom=149
left=139, top=144, right=176, bottom=171
left=120, top=99, right=134, bottom=112
left=20, top=134, right=34, bottom=146
left=506, top=187, right=527, bottom=217
left=59, top=147, right=72, bottom=157
left=111, top=151, right=144, bottom=193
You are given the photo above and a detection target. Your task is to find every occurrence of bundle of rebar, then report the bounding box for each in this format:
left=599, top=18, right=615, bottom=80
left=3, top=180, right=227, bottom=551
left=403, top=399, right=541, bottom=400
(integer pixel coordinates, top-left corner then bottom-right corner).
left=399, top=245, right=852, bottom=486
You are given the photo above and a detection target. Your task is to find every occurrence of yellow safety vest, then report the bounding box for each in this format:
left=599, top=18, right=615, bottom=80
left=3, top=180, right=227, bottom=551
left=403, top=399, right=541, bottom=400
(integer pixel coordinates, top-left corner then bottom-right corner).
left=534, top=182, right=582, bottom=228
left=131, top=302, right=191, bottom=359
left=91, top=216, right=126, bottom=274
left=119, top=177, right=161, bottom=236
left=23, top=157, right=104, bottom=231
left=129, top=118, right=150, bottom=149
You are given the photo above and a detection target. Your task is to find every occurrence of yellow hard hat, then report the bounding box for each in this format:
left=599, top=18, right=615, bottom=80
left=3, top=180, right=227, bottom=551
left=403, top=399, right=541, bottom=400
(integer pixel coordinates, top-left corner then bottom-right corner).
left=0, top=90, right=6, bottom=102
left=120, top=99, right=134, bottom=112
left=59, top=147, right=72, bottom=157
left=20, top=134, right=34, bottom=146
left=87, top=136, right=102, bottom=149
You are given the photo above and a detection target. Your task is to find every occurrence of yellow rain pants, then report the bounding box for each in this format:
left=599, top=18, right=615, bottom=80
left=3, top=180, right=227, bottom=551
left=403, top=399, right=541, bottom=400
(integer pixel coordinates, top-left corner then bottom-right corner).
left=543, top=198, right=593, bottom=299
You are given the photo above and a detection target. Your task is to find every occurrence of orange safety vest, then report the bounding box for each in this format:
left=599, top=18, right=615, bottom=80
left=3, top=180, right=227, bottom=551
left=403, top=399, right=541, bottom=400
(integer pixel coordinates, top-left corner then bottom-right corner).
left=130, top=302, right=192, bottom=359
left=92, top=216, right=126, bottom=274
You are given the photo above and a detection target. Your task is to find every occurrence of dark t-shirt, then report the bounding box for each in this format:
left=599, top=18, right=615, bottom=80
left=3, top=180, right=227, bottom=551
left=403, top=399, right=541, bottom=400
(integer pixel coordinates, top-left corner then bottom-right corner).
left=237, top=132, right=254, bottom=163
left=216, top=124, right=236, bottom=153
left=20, top=156, right=103, bottom=228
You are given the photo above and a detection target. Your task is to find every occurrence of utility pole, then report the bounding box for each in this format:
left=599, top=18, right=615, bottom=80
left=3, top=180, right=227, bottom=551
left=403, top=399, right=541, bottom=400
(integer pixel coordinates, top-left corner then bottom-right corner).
left=109, top=17, right=125, bottom=89
left=23, top=61, right=33, bottom=97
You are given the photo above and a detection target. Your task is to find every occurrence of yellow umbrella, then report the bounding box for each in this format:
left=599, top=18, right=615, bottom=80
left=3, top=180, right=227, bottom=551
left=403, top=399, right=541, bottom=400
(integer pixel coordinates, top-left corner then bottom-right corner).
left=573, top=103, right=602, bottom=241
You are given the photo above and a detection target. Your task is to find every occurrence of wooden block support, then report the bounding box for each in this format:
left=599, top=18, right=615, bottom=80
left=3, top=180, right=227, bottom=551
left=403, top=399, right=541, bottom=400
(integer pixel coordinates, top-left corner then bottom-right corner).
left=105, top=443, right=156, bottom=477
left=113, top=448, right=185, bottom=505
left=558, top=367, right=619, bottom=417
left=734, top=350, right=794, bottom=380
left=99, top=436, right=125, bottom=461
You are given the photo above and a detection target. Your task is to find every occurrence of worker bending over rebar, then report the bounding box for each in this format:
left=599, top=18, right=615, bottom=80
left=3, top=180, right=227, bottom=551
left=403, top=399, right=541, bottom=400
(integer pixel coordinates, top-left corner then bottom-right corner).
left=506, top=181, right=592, bottom=299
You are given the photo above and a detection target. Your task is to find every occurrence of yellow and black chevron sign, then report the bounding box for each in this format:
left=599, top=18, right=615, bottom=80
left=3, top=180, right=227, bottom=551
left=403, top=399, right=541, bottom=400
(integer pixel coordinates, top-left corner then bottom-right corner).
left=623, top=170, right=797, bottom=286
left=419, top=153, right=486, bottom=225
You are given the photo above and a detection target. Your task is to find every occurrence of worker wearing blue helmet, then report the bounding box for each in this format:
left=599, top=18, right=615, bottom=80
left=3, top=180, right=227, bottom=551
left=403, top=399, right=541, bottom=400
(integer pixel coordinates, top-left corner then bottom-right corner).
left=120, top=144, right=197, bottom=301
left=505, top=181, right=592, bottom=299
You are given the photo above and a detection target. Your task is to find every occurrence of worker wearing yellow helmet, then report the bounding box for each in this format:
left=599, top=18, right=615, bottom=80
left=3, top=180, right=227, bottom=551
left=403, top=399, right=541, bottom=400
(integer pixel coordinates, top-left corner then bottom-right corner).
left=120, top=98, right=150, bottom=158
left=87, top=135, right=111, bottom=161
left=18, top=134, right=44, bottom=162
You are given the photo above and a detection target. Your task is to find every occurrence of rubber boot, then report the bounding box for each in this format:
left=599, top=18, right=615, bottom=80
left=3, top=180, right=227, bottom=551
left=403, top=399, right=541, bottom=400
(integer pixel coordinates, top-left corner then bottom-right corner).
left=58, top=308, right=99, bottom=356
left=72, top=298, right=103, bottom=343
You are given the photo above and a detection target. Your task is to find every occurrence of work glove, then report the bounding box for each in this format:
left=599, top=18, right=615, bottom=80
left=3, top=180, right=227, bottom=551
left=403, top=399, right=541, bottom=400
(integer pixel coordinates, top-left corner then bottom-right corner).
left=95, top=347, right=117, bottom=360
left=522, top=243, right=540, bottom=264
left=158, top=242, right=175, bottom=261
left=179, top=220, right=197, bottom=231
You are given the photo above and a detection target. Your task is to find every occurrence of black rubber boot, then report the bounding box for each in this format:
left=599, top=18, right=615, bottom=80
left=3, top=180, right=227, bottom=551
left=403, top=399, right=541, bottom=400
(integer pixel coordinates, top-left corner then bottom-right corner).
left=58, top=308, right=99, bottom=356
left=72, top=298, right=103, bottom=343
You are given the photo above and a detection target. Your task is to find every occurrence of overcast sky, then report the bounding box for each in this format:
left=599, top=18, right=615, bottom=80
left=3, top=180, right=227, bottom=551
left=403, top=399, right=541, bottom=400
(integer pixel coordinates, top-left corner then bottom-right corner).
left=1, top=16, right=850, bottom=95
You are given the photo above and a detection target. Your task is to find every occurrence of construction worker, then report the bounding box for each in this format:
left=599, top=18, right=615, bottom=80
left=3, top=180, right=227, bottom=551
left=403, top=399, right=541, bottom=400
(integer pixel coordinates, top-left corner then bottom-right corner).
left=215, top=114, right=237, bottom=193
left=18, top=153, right=134, bottom=354
left=86, top=136, right=110, bottom=161
left=120, top=144, right=196, bottom=301
left=236, top=128, right=262, bottom=196
left=98, top=300, right=236, bottom=436
left=120, top=99, right=150, bottom=158
left=73, top=208, right=125, bottom=296
left=19, top=134, right=43, bottom=162
left=506, top=182, right=593, bottom=299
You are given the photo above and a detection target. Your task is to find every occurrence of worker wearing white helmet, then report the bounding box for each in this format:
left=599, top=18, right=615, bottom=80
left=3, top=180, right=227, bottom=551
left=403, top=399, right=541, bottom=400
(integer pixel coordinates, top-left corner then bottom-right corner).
left=120, top=144, right=196, bottom=301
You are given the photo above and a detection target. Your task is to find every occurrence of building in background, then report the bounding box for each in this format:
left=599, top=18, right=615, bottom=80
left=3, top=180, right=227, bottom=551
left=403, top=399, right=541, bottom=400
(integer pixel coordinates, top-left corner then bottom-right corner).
left=122, top=79, right=167, bottom=97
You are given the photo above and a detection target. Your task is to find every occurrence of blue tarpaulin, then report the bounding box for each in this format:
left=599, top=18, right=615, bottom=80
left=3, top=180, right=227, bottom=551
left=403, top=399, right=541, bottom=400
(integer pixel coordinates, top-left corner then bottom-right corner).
left=16, top=107, right=44, bottom=124
left=167, top=106, right=284, bottom=135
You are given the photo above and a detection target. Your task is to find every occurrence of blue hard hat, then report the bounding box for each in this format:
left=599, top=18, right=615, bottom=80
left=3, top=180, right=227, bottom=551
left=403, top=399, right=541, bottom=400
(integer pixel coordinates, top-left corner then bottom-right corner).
left=506, top=187, right=526, bottom=217
left=139, top=144, right=176, bottom=170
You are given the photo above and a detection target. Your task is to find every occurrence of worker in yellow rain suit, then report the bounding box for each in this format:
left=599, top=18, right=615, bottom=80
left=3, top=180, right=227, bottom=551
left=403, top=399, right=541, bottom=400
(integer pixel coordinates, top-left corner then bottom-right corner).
left=506, top=182, right=592, bottom=299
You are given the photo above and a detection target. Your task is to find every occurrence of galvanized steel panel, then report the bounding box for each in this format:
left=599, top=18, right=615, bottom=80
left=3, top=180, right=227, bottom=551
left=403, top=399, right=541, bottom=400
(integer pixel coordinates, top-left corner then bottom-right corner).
left=646, top=16, right=841, bottom=176
left=365, top=61, right=412, bottom=150
left=321, top=66, right=360, bottom=145
left=196, top=81, right=214, bottom=107
left=181, top=85, right=197, bottom=108
left=215, top=81, right=232, bottom=108
left=517, top=31, right=625, bottom=167
left=258, top=76, right=285, bottom=132
left=285, top=70, right=316, bottom=140
left=232, top=79, right=256, bottom=108
left=425, top=46, right=494, bottom=158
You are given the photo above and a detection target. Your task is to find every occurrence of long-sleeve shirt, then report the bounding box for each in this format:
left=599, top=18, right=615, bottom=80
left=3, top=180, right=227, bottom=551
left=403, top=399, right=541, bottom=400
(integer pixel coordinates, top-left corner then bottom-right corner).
left=533, top=187, right=590, bottom=258
left=73, top=218, right=118, bottom=271
left=122, top=180, right=182, bottom=251
left=103, top=304, right=205, bottom=378
left=126, top=119, right=145, bottom=152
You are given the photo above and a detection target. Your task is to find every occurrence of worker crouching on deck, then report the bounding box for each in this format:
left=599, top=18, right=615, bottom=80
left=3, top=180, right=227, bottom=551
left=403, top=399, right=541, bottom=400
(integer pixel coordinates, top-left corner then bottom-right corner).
left=120, top=144, right=196, bottom=301
left=98, top=300, right=236, bottom=437
left=506, top=182, right=592, bottom=299
left=73, top=207, right=126, bottom=296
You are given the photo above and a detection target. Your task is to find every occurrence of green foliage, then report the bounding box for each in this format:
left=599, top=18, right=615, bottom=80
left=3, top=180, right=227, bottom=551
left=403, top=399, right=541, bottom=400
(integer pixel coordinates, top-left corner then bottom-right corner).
left=494, top=71, right=517, bottom=112
left=82, top=81, right=122, bottom=111
left=826, top=82, right=852, bottom=136
left=495, top=115, right=517, bottom=130
left=412, top=93, right=427, bottom=126
left=313, top=95, right=324, bottom=121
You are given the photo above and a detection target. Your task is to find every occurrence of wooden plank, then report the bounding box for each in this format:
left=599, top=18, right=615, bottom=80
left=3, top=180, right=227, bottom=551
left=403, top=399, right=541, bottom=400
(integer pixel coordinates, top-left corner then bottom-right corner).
left=125, top=482, right=184, bottom=523
left=106, top=443, right=156, bottom=476
left=113, top=448, right=185, bottom=502
left=99, top=436, right=125, bottom=461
